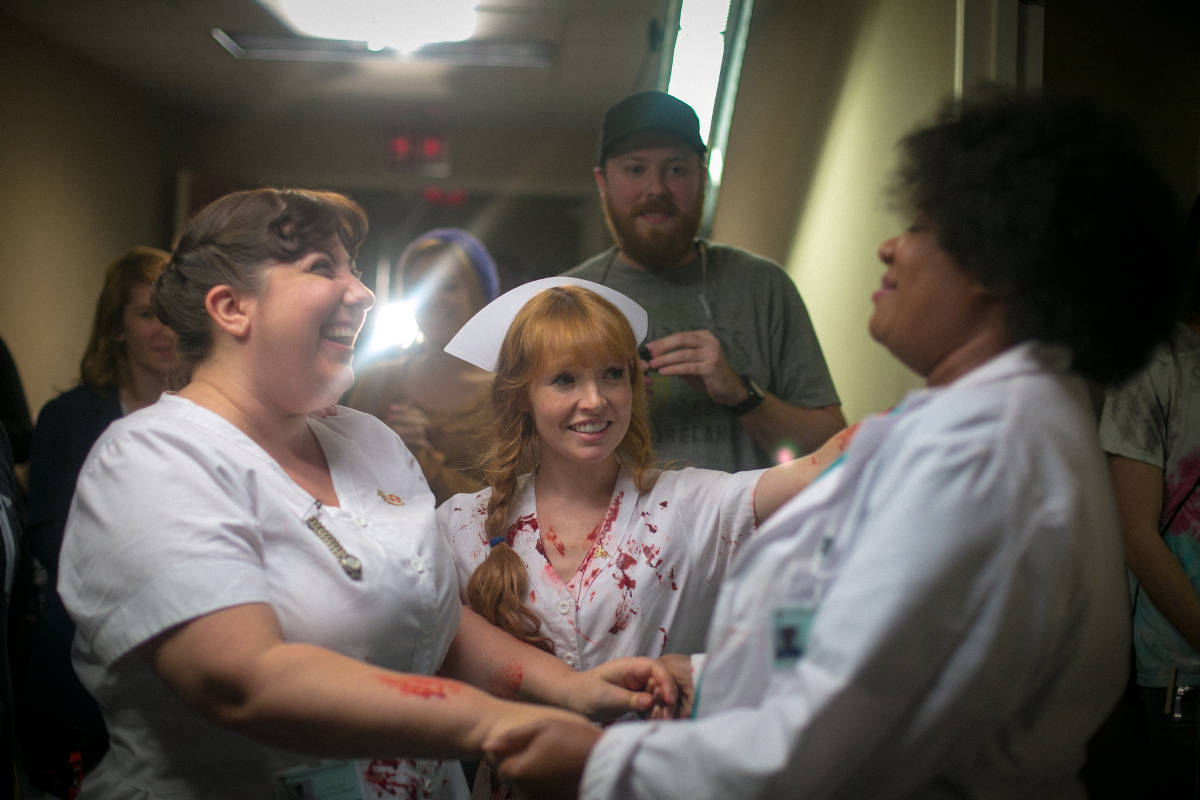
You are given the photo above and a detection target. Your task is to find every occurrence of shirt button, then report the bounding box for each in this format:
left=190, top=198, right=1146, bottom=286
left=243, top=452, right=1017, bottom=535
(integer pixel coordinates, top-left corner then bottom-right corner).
left=410, top=558, right=425, bottom=574
left=422, top=777, right=434, bottom=793
left=556, top=600, right=572, bottom=615
left=563, top=653, right=576, bottom=667
left=353, top=515, right=368, bottom=526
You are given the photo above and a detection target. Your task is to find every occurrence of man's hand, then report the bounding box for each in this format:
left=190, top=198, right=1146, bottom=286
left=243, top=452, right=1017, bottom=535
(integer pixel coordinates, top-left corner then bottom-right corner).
left=485, top=718, right=601, bottom=800
left=644, top=330, right=745, bottom=406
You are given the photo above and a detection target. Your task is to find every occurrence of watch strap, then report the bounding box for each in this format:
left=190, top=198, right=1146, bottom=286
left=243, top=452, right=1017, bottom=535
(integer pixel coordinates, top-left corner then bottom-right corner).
left=728, top=374, right=765, bottom=416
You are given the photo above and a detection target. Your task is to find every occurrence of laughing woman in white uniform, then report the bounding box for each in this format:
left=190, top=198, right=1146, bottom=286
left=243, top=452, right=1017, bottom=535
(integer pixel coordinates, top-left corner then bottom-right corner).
left=481, top=91, right=1190, bottom=799
left=56, top=188, right=674, bottom=799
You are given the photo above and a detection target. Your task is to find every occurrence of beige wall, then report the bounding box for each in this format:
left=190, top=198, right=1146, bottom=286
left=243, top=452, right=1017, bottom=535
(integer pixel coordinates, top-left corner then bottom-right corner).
left=715, top=0, right=957, bottom=424
left=0, top=17, right=177, bottom=419
left=715, top=0, right=1200, bottom=426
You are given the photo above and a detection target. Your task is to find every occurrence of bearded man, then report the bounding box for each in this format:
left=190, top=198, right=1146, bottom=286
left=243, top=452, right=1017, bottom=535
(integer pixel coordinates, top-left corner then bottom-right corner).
left=566, top=91, right=845, bottom=471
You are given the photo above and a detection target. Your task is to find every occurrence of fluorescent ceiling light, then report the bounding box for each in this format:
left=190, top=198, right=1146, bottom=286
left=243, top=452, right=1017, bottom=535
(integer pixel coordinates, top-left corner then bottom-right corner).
left=258, top=0, right=478, bottom=54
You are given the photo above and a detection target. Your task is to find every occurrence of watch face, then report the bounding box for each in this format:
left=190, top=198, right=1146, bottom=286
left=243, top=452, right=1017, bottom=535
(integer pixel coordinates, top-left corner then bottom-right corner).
left=730, top=374, right=765, bottom=415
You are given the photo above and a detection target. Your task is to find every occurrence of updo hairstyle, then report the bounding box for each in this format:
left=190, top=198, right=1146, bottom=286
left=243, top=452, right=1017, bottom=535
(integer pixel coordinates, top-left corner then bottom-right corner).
left=152, top=188, right=368, bottom=367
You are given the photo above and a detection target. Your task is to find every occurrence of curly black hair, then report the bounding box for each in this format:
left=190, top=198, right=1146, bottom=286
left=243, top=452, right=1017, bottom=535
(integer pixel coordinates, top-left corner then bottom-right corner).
left=891, top=88, right=1185, bottom=384
left=1183, top=193, right=1200, bottom=320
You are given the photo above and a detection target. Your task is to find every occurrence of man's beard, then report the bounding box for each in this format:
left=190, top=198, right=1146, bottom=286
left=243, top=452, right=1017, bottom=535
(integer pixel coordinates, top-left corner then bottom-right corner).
left=602, top=189, right=704, bottom=272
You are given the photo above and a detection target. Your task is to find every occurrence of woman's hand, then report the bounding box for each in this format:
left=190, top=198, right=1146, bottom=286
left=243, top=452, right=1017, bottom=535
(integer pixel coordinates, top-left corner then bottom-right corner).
left=471, top=697, right=593, bottom=758
left=484, top=717, right=601, bottom=800
left=561, top=656, right=679, bottom=723
left=655, top=653, right=695, bottom=718
left=385, top=403, right=433, bottom=452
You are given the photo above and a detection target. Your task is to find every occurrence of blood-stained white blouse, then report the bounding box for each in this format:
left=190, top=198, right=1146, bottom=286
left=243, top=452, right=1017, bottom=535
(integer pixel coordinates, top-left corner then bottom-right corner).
left=438, top=465, right=762, bottom=668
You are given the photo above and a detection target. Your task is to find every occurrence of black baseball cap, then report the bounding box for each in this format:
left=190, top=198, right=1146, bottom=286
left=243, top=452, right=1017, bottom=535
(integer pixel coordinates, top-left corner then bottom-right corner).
left=597, top=91, right=707, bottom=165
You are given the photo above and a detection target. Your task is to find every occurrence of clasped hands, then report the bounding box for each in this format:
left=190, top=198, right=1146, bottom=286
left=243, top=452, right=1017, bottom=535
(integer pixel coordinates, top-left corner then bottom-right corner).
left=484, top=654, right=695, bottom=799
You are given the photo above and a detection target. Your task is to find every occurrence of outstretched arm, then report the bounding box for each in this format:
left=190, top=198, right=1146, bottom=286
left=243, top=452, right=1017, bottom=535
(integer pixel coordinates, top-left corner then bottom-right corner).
left=439, top=606, right=677, bottom=722
left=141, top=601, right=577, bottom=762
left=752, top=423, right=859, bottom=523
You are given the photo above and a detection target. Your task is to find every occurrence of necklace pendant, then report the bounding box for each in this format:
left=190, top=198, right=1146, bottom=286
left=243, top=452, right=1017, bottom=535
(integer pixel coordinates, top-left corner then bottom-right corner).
left=340, top=553, right=363, bottom=581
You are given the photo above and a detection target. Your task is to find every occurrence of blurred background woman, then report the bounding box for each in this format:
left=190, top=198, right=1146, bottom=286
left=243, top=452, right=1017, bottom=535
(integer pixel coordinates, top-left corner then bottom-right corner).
left=349, top=229, right=499, bottom=504
left=56, top=188, right=671, bottom=799
left=1099, top=193, right=1200, bottom=798
left=16, top=246, right=178, bottom=797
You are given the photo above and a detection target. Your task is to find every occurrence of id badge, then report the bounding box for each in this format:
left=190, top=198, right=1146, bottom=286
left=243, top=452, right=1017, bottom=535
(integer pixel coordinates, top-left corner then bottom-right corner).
left=771, top=603, right=817, bottom=669
left=274, top=761, right=364, bottom=800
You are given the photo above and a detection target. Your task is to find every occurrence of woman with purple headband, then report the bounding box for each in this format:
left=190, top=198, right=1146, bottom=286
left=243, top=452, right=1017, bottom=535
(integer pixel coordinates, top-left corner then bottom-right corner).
left=349, top=228, right=501, bottom=504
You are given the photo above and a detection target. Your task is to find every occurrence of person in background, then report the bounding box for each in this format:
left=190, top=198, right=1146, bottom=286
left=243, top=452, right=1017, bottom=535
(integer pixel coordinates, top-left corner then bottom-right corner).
left=15, top=246, right=178, bottom=797
left=0, top=426, right=20, bottom=800
left=0, top=337, right=31, bottom=469
left=349, top=229, right=499, bottom=504
left=566, top=90, right=844, bottom=472
left=57, top=188, right=674, bottom=799
left=484, top=89, right=1186, bottom=799
left=1099, top=193, right=1200, bottom=798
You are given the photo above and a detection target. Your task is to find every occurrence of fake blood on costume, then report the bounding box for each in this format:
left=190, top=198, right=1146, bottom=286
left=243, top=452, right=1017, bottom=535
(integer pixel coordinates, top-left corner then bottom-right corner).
left=439, top=465, right=764, bottom=669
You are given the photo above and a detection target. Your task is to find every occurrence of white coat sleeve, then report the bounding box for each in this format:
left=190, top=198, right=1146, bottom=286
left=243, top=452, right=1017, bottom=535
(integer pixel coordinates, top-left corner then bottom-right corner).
left=581, top=423, right=1077, bottom=799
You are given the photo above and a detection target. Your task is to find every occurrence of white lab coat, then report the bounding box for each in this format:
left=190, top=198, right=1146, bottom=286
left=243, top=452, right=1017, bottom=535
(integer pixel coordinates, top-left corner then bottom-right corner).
left=582, top=343, right=1129, bottom=800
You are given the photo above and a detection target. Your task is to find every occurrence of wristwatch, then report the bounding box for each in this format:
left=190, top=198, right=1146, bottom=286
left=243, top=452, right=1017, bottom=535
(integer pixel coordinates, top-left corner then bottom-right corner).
left=727, top=374, right=765, bottom=416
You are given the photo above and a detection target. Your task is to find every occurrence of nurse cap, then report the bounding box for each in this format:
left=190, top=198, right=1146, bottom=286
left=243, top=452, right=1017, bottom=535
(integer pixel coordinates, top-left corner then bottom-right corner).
left=444, top=277, right=648, bottom=372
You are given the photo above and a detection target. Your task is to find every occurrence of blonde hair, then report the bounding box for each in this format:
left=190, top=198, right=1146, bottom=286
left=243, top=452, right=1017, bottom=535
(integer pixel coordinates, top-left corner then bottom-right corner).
left=466, top=286, right=655, bottom=651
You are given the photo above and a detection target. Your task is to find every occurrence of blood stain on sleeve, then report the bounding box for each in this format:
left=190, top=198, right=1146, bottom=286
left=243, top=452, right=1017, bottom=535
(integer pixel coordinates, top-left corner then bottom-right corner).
left=377, top=674, right=455, bottom=699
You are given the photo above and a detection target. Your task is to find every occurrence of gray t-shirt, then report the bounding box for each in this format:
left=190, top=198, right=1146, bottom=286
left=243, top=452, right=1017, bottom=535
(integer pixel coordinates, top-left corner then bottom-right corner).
left=566, top=241, right=839, bottom=471
left=1099, top=322, right=1200, bottom=686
